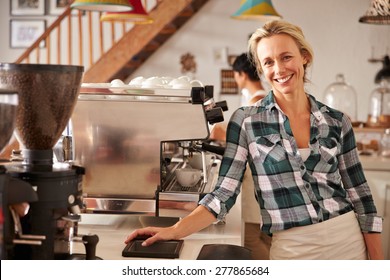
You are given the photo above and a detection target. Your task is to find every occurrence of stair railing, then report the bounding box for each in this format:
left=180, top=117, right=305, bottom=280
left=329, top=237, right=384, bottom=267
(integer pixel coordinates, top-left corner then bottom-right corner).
left=14, top=4, right=139, bottom=70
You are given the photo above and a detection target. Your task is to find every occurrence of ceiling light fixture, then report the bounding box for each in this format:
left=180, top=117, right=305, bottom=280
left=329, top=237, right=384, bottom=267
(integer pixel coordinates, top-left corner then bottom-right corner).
left=359, top=0, right=390, bottom=25
left=231, top=0, right=282, bottom=21
left=71, top=0, right=133, bottom=12
left=100, top=0, right=153, bottom=24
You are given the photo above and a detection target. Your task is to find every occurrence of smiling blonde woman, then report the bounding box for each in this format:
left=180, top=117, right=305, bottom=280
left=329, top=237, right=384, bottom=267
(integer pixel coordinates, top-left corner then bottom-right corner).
left=125, top=20, right=384, bottom=260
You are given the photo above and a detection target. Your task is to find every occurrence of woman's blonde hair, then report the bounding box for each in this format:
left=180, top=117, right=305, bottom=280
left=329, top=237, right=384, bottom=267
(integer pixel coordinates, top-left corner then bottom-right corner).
left=248, top=20, right=314, bottom=82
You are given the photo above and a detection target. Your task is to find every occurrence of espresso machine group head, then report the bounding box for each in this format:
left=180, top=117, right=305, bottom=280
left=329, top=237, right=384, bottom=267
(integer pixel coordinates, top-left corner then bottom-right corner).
left=0, top=63, right=98, bottom=260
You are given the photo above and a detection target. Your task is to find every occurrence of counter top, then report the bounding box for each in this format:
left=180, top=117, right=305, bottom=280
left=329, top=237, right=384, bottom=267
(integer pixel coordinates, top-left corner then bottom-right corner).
left=73, top=199, right=242, bottom=260
left=359, top=154, right=390, bottom=171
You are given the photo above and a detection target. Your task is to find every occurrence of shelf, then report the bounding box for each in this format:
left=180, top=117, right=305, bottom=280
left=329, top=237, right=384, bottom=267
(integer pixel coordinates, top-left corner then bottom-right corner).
left=220, top=69, right=238, bottom=95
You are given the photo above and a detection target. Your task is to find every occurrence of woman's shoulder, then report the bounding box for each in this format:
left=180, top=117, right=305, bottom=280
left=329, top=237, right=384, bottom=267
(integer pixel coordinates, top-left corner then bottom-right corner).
left=229, top=105, right=266, bottom=125
left=309, top=94, right=345, bottom=122
left=309, top=94, right=353, bottom=132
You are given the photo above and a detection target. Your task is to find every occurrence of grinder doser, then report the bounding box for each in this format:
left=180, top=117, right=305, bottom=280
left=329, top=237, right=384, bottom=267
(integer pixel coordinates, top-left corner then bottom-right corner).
left=0, top=63, right=90, bottom=259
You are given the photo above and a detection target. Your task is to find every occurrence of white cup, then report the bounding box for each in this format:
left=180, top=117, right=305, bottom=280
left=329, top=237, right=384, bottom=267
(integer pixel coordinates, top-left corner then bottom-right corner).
left=141, top=77, right=165, bottom=88
left=128, top=76, right=145, bottom=87
left=168, top=78, right=191, bottom=89
left=110, top=79, right=125, bottom=87
left=175, top=168, right=202, bottom=187
left=190, top=80, right=203, bottom=87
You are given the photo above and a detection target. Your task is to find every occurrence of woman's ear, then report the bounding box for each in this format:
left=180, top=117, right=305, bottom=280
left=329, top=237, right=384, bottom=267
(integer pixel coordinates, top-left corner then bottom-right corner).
left=301, top=50, right=310, bottom=66
left=302, top=54, right=308, bottom=65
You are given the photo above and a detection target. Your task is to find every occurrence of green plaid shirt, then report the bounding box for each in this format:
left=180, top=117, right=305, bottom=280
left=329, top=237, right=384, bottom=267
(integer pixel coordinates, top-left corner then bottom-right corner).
left=200, top=92, right=382, bottom=234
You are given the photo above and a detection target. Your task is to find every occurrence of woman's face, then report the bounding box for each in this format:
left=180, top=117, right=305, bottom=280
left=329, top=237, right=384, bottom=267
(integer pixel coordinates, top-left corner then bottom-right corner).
left=256, top=34, right=307, bottom=97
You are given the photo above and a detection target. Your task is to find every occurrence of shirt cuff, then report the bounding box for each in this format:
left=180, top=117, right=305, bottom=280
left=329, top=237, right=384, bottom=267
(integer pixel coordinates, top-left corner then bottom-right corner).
left=358, top=214, right=383, bottom=233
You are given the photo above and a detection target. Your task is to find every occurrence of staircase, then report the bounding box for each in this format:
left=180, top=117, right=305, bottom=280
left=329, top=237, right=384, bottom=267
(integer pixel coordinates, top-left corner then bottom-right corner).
left=15, top=0, right=210, bottom=83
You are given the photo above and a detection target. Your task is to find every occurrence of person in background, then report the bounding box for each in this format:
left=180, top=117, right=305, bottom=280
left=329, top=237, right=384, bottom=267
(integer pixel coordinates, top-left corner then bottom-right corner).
left=125, top=20, right=383, bottom=259
left=233, top=52, right=267, bottom=106
left=209, top=53, right=267, bottom=142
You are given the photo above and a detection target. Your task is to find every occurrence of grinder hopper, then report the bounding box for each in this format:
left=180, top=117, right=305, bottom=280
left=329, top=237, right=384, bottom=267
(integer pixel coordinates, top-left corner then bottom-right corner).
left=0, top=63, right=84, bottom=163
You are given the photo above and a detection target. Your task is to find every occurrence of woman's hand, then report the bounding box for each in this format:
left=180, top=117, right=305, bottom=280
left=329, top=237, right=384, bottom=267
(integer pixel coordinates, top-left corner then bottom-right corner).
left=124, top=205, right=217, bottom=247
left=125, top=226, right=179, bottom=246
left=363, top=233, right=384, bottom=260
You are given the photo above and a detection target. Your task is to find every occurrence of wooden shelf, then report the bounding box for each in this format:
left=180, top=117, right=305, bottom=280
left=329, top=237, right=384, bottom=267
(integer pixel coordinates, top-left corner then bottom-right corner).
left=353, top=127, right=387, bottom=133
left=220, top=69, right=238, bottom=94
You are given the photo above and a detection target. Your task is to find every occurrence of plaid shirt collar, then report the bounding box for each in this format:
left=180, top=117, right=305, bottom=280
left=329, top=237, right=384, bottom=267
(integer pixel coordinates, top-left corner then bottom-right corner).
left=260, top=91, right=329, bottom=123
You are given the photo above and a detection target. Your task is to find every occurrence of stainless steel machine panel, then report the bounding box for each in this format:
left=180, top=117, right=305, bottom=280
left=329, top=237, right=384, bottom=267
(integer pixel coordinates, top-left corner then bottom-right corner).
left=71, top=92, right=210, bottom=202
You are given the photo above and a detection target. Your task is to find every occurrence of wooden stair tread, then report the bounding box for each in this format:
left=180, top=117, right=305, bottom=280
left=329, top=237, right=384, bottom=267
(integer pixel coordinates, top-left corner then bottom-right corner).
left=83, top=0, right=210, bottom=83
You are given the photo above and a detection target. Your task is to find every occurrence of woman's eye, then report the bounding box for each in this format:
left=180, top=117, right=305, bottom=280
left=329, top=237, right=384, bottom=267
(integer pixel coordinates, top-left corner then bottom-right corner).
left=283, top=55, right=292, bottom=61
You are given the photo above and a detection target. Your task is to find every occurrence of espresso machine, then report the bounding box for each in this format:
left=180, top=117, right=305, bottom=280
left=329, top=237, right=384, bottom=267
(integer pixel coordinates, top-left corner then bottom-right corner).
left=70, top=84, right=227, bottom=218
left=0, top=63, right=99, bottom=260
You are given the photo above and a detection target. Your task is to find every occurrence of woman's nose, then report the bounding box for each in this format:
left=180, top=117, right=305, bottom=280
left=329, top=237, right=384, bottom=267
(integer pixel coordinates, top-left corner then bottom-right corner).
left=274, top=61, right=285, bottom=74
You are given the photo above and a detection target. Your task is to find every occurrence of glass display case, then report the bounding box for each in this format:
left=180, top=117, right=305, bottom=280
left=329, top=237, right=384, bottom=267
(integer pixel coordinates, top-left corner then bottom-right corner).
left=367, top=79, right=390, bottom=128
left=323, top=73, right=357, bottom=122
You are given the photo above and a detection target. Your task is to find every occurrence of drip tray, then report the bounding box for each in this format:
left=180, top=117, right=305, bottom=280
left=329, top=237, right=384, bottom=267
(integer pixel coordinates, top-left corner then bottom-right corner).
left=168, top=180, right=204, bottom=193
left=122, top=239, right=184, bottom=259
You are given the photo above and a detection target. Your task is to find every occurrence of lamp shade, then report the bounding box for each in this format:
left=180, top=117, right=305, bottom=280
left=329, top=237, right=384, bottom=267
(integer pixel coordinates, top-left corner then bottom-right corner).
left=359, top=0, right=390, bottom=25
left=71, top=0, right=133, bottom=12
left=231, top=0, right=281, bottom=21
left=100, top=0, right=153, bottom=24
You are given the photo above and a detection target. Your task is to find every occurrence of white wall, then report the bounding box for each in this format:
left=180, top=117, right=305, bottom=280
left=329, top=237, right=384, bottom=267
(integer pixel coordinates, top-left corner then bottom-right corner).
left=1, top=0, right=389, bottom=122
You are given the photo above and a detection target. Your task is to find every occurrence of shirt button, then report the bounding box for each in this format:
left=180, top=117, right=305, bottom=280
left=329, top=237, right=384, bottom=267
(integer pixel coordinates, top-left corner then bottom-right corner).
left=300, top=165, right=305, bottom=170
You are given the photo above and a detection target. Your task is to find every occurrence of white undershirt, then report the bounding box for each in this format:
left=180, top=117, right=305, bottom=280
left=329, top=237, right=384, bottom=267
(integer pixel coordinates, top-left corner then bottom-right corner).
left=240, top=89, right=267, bottom=106
left=299, top=148, right=311, bottom=161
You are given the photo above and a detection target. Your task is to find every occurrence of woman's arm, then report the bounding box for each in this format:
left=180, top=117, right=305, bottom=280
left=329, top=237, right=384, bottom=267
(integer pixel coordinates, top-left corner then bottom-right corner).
left=337, top=115, right=384, bottom=259
left=338, top=115, right=383, bottom=231
left=363, top=233, right=384, bottom=260
left=125, top=205, right=217, bottom=246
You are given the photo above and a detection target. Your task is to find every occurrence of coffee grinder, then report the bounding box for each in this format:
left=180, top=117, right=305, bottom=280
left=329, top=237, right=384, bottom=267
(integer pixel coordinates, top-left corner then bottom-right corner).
left=0, top=63, right=94, bottom=260
left=0, top=89, right=19, bottom=259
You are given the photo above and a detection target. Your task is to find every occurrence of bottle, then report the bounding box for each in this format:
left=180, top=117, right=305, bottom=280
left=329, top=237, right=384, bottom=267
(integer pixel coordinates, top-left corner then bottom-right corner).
left=380, top=128, right=390, bottom=157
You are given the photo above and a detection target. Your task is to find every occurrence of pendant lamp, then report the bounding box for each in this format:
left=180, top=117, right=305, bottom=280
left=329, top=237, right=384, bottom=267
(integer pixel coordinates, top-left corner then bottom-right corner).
left=100, top=0, right=153, bottom=24
left=231, top=0, right=281, bottom=21
left=359, top=0, right=390, bottom=25
left=71, top=0, right=133, bottom=12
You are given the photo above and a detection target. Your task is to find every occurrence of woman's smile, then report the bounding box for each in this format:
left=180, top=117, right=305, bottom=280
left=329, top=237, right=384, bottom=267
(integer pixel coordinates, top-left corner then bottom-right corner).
left=275, top=74, right=293, bottom=84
